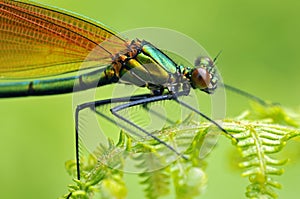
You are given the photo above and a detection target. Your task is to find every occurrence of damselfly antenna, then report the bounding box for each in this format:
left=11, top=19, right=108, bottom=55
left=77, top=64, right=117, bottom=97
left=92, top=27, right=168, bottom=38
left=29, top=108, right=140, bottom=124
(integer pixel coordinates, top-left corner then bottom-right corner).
left=213, top=50, right=223, bottom=63
left=204, top=51, right=275, bottom=106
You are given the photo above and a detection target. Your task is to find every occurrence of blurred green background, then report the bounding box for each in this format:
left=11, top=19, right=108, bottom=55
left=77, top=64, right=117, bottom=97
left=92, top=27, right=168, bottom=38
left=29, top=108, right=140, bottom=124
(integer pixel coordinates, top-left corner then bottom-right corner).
left=0, top=0, right=299, bottom=198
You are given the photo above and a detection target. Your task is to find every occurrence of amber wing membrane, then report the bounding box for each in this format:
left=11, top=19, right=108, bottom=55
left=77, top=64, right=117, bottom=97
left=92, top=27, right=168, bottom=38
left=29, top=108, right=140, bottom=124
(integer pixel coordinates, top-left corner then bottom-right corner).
left=0, top=0, right=127, bottom=78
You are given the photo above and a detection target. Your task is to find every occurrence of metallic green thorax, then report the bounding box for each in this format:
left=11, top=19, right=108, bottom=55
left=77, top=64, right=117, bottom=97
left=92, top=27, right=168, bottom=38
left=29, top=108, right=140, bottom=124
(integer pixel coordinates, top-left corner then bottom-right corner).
left=104, top=40, right=191, bottom=95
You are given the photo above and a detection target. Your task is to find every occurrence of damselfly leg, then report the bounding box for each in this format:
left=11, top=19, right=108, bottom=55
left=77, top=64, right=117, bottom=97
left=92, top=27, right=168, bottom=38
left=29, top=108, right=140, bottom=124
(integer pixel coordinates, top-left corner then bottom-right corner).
left=75, top=90, right=235, bottom=180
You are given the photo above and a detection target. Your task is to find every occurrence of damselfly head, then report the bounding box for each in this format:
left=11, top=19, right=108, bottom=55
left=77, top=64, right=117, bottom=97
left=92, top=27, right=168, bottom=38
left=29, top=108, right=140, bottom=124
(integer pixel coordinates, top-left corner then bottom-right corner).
left=191, top=56, right=218, bottom=94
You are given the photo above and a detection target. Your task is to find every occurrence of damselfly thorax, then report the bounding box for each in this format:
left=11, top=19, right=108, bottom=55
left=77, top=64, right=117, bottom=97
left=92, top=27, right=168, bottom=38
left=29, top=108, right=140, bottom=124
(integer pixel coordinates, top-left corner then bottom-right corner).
left=101, top=39, right=217, bottom=96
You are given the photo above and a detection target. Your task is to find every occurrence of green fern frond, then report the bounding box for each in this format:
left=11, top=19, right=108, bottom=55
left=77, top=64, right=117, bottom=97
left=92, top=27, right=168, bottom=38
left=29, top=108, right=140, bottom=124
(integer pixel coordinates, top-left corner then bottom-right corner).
left=133, top=120, right=211, bottom=199
left=64, top=138, right=127, bottom=199
left=224, top=102, right=300, bottom=198
left=131, top=136, right=170, bottom=199
left=139, top=164, right=170, bottom=199
left=240, top=102, right=300, bottom=127
left=62, top=103, right=300, bottom=199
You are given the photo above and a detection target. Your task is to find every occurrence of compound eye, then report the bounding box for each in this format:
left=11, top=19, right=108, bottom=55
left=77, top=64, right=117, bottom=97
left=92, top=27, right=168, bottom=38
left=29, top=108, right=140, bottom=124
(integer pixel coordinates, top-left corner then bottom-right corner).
left=191, top=68, right=211, bottom=89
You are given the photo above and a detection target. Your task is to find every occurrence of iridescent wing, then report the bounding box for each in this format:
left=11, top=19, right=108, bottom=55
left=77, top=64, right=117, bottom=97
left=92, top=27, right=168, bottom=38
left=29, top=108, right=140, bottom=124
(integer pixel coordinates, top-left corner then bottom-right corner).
left=0, top=0, right=128, bottom=78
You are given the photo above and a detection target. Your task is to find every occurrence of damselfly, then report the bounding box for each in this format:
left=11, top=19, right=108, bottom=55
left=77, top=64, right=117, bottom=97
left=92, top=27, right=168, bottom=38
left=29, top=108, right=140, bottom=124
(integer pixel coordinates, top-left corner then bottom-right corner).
left=0, top=0, right=266, bottom=182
